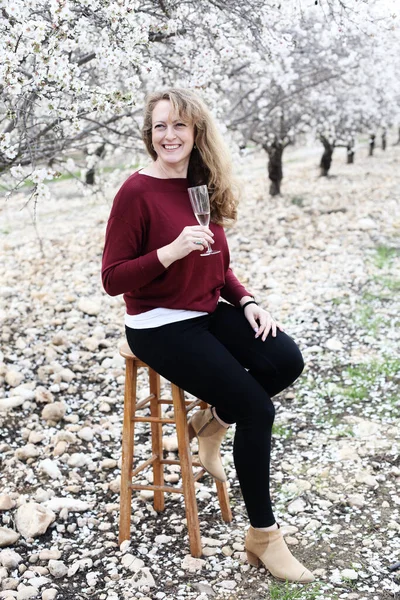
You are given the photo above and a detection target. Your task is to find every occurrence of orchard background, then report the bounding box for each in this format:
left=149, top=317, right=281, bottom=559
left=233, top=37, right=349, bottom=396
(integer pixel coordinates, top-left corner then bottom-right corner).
left=1, top=2, right=400, bottom=600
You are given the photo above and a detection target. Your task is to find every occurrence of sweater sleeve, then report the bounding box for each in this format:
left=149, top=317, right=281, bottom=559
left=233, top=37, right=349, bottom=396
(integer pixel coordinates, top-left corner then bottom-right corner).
left=220, top=267, right=252, bottom=307
left=101, top=215, right=167, bottom=297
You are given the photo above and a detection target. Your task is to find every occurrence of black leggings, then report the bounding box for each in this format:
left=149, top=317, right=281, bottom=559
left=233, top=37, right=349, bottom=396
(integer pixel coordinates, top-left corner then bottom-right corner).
left=125, top=302, right=304, bottom=527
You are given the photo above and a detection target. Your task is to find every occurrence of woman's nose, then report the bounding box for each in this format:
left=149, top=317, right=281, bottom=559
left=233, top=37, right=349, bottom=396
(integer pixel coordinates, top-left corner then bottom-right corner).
left=164, top=126, right=177, bottom=140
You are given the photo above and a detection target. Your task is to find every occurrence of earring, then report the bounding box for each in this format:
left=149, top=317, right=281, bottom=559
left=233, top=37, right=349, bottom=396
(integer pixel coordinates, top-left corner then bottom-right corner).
left=193, top=144, right=197, bottom=150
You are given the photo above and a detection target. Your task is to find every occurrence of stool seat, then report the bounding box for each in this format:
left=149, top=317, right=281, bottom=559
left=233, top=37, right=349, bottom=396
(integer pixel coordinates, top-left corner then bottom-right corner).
left=118, top=342, right=232, bottom=557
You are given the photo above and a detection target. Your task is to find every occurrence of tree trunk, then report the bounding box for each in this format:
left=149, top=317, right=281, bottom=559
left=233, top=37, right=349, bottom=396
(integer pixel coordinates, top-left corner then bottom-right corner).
left=368, top=133, right=375, bottom=157
left=86, top=144, right=106, bottom=185
left=263, top=141, right=283, bottom=196
left=346, top=137, right=355, bottom=164
left=319, top=136, right=335, bottom=176
left=381, top=130, right=387, bottom=151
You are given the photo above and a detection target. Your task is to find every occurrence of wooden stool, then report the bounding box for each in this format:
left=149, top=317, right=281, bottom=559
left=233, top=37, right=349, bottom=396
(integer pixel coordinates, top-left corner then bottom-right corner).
left=118, top=342, right=232, bottom=557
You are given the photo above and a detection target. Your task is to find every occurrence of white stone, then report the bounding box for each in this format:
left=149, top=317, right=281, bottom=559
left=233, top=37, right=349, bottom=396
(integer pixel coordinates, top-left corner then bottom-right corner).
left=200, top=537, right=222, bottom=547
left=77, top=428, right=94, bottom=442
left=41, top=403, right=66, bottom=423
left=0, top=580, right=19, bottom=590
left=59, top=369, right=75, bottom=383
left=285, top=536, right=299, bottom=545
left=325, top=337, right=343, bottom=351
left=154, top=535, right=171, bottom=544
left=28, top=432, right=45, bottom=445
left=86, top=572, right=97, bottom=586
left=287, top=497, right=307, bottom=515
left=181, top=555, right=206, bottom=573
left=281, top=525, right=299, bottom=535
left=222, top=546, right=233, bottom=557
left=338, top=445, right=360, bottom=461
left=78, top=298, right=101, bottom=316
left=232, top=542, right=244, bottom=551
left=0, top=528, right=20, bottom=548
left=43, top=498, right=94, bottom=513
left=41, top=590, right=57, bottom=600
left=276, top=236, right=289, bottom=248
left=100, top=459, right=117, bottom=470
left=139, top=490, right=153, bottom=501
left=119, top=540, right=130, bottom=553
left=82, top=337, right=100, bottom=352
left=162, top=436, right=178, bottom=452
left=219, top=580, right=237, bottom=590
left=202, top=547, right=218, bottom=556
left=15, top=503, right=56, bottom=538
left=26, top=577, right=49, bottom=589
left=5, top=370, right=24, bottom=388
left=47, top=561, right=67, bottom=579
left=341, top=568, right=358, bottom=581
left=127, top=568, right=155, bottom=589
left=16, top=584, right=38, bottom=599
left=38, top=550, right=61, bottom=561
left=294, top=479, right=312, bottom=492
left=15, top=444, right=40, bottom=461
left=357, top=218, right=376, bottom=230
left=347, top=494, right=365, bottom=508
left=34, top=388, right=54, bottom=404
left=9, top=386, right=34, bottom=400
left=39, top=460, right=62, bottom=480
left=164, top=473, right=179, bottom=483
left=67, top=453, right=89, bottom=468
left=0, top=550, right=23, bottom=569
left=0, top=397, right=25, bottom=412
left=304, top=519, right=321, bottom=531
left=0, top=496, right=15, bottom=511
left=121, top=555, right=144, bottom=572
left=355, top=471, right=378, bottom=488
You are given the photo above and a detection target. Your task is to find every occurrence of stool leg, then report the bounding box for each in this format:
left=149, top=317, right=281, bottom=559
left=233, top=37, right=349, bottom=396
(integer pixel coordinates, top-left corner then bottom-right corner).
left=149, top=368, right=165, bottom=512
left=119, top=358, right=137, bottom=545
left=215, top=480, right=232, bottom=522
left=173, top=384, right=202, bottom=558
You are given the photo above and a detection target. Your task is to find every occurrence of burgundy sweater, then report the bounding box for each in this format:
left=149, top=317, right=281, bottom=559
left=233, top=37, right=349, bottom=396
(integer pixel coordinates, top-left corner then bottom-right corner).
left=101, top=172, right=251, bottom=315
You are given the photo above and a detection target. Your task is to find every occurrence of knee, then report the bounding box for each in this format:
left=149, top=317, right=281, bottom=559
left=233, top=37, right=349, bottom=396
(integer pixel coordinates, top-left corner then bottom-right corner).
left=290, top=345, right=304, bottom=383
left=250, top=398, right=276, bottom=426
left=279, top=338, right=304, bottom=386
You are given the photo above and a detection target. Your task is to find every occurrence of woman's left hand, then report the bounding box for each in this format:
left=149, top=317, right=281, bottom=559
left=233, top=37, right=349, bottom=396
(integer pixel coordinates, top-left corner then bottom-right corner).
left=243, top=304, right=284, bottom=341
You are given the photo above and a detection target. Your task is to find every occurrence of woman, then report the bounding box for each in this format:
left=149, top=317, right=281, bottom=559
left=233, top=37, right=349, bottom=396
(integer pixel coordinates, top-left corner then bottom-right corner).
left=102, top=88, right=314, bottom=583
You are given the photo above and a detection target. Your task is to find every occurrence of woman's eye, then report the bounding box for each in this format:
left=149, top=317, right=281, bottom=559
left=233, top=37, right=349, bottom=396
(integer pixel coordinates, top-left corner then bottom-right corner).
left=154, top=124, right=165, bottom=129
left=176, top=123, right=186, bottom=127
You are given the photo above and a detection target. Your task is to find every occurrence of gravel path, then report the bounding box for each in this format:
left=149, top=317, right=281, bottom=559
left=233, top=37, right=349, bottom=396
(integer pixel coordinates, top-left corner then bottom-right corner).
left=0, top=143, right=399, bottom=600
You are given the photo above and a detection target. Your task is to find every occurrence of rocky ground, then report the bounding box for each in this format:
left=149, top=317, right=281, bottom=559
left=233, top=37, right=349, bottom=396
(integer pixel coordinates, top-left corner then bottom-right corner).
left=0, top=142, right=399, bottom=600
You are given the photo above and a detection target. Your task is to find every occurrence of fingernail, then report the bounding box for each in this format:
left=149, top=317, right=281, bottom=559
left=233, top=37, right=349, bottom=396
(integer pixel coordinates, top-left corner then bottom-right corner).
left=254, top=327, right=258, bottom=332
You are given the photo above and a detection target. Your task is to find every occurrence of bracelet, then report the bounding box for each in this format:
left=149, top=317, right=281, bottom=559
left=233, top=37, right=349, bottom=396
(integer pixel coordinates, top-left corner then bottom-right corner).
left=241, top=300, right=258, bottom=311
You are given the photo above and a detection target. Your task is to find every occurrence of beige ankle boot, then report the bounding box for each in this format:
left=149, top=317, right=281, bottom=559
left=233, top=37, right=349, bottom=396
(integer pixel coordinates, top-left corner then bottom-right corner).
left=245, top=525, right=314, bottom=583
left=188, top=408, right=227, bottom=482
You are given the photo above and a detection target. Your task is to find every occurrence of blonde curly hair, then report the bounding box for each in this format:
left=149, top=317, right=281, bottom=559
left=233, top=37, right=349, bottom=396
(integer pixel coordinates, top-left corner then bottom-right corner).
left=142, top=88, right=238, bottom=225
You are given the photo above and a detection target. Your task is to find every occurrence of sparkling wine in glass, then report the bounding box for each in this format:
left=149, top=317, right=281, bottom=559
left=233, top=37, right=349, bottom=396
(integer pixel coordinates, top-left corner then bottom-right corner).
left=188, top=185, right=220, bottom=257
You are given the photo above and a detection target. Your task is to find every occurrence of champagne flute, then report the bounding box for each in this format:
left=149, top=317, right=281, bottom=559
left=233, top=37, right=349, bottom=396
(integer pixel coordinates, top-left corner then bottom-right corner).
left=188, top=185, right=220, bottom=257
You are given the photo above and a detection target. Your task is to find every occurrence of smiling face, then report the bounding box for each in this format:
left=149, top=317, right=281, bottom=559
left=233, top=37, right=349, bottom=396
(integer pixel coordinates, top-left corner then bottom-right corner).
left=151, top=99, right=195, bottom=171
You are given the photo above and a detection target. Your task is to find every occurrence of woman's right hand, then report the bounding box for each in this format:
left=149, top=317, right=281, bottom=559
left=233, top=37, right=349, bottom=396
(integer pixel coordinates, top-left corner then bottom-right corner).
left=157, top=225, right=214, bottom=267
